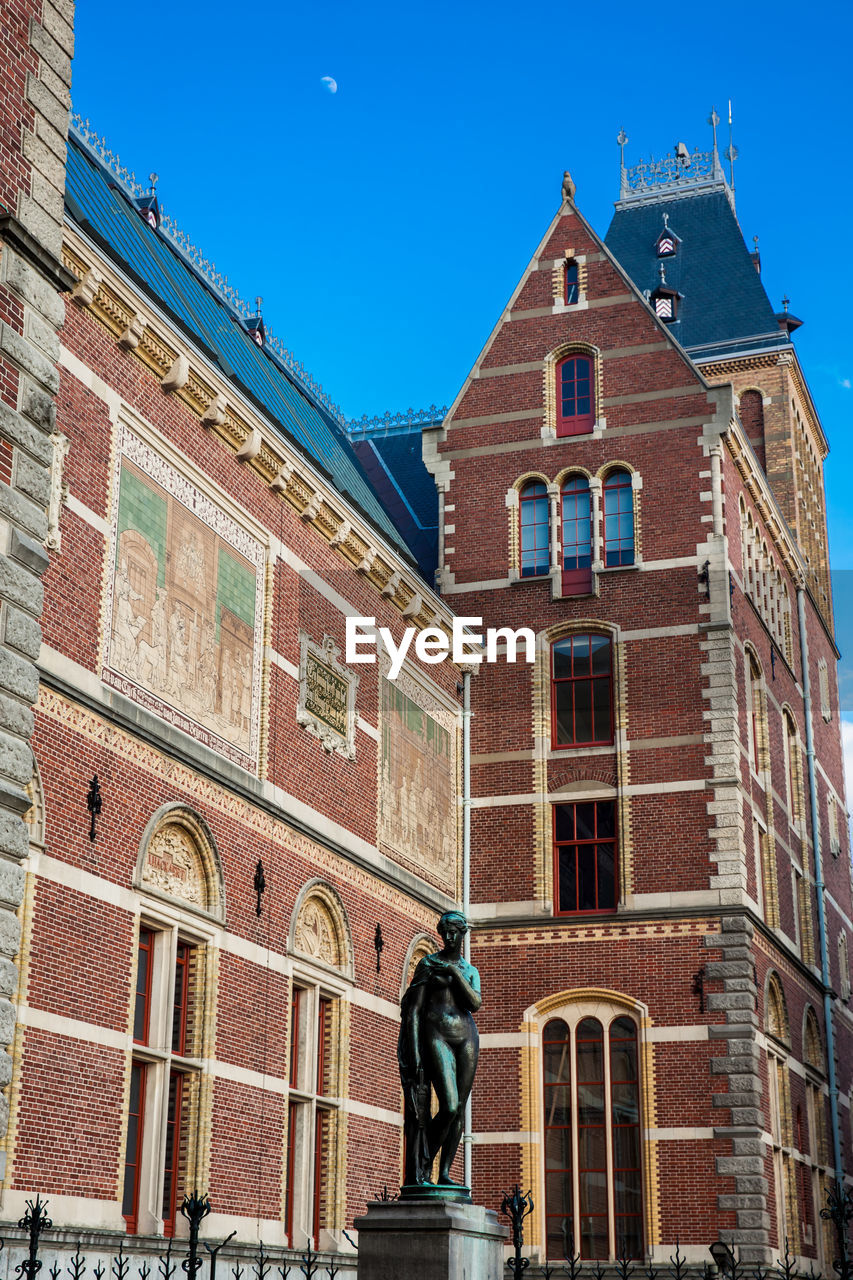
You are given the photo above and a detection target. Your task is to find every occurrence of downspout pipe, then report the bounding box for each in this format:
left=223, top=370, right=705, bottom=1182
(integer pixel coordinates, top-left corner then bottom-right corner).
left=797, top=586, right=844, bottom=1184
left=462, top=668, right=473, bottom=1190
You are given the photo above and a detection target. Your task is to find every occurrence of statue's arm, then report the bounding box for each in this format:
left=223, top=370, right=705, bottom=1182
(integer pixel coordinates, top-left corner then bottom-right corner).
left=405, top=976, right=427, bottom=1077
left=451, top=962, right=482, bottom=1013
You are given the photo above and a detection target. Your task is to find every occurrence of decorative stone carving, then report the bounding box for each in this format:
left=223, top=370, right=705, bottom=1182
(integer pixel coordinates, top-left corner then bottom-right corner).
left=270, top=460, right=293, bottom=493
left=201, top=392, right=227, bottom=428
left=118, top=313, right=146, bottom=351
left=161, top=354, right=189, bottom=393
left=296, top=631, right=358, bottom=759
left=357, top=547, right=377, bottom=574
left=142, top=823, right=204, bottom=905
left=329, top=519, right=351, bottom=548
left=44, top=430, right=69, bottom=552
left=294, top=896, right=339, bottom=967
left=300, top=492, right=321, bottom=522
left=236, top=427, right=262, bottom=461
left=71, top=266, right=103, bottom=307
left=382, top=571, right=401, bottom=599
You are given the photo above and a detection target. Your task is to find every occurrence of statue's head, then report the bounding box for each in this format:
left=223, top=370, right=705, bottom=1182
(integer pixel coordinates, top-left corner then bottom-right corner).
left=436, top=910, right=468, bottom=939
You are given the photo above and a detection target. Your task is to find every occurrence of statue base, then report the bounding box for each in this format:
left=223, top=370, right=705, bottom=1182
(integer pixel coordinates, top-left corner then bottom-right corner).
left=399, top=1181, right=471, bottom=1203
left=354, top=1196, right=507, bottom=1280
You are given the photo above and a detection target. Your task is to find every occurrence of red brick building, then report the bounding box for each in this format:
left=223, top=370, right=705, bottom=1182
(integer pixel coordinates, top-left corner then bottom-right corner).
left=0, top=5, right=850, bottom=1273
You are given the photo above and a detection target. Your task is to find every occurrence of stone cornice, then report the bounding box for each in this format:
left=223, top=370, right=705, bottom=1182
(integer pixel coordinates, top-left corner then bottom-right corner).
left=61, top=224, right=452, bottom=637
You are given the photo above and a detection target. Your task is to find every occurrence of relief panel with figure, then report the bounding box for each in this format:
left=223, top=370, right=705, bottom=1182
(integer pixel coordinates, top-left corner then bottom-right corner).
left=102, top=425, right=265, bottom=771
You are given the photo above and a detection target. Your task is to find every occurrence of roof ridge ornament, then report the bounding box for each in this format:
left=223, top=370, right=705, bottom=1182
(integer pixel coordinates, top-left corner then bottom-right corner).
left=69, top=110, right=348, bottom=426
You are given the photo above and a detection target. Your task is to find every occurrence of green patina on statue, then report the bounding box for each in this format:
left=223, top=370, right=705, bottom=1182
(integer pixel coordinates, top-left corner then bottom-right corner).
left=397, top=911, right=481, bottom=1195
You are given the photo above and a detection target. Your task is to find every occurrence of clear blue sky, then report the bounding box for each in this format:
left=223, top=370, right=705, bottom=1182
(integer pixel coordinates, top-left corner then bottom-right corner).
left=71, top=0, right=852, bottom=782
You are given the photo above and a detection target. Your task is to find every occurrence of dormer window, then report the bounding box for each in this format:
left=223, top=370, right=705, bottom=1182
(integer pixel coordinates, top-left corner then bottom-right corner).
left=650, top=262, right=679, bottom=323
left=565, top=260, right=579, bottom=305
left=654, top=214, right=679, bottom=258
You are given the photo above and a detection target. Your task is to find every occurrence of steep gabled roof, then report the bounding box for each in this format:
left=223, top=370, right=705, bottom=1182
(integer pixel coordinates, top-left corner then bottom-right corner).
left=64, top=130, right=414, bottom=564
left=605, top=187, right=791, bottom=361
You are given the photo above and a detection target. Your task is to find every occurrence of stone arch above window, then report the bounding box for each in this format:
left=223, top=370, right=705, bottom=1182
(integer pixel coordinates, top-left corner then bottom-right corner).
left=401, top=931, right=437, bottom=998
left=542, top=342, right=603, bottom=440
left=803, top=1008, right=823, bottom=1074
left=289, top=880, right=354, bottom=979
left=134, top=804, right=225, bottom=921
left=24, top=760, right=46, bottom=848
left=766, top=972, right=790, bottom=1044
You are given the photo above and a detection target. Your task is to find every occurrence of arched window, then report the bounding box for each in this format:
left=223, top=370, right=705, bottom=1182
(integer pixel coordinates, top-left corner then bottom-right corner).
left=287, top=886, right=351, bottom=1249
left=520, top=481, right=551, bottom=578
left=561, top=475, right=592, bottom=594
left=766, top=975, right=795, bottom=1251
left=602, top=470, right=635, bottom=567
left=565, top=261, right=579, bottom=305
left=744, top=650, right=766, bottom=776
left=551, top=634, right=613, bottom=748
left=557, top=356, right=595, bottom=437
left=783, top=711, right=803, bottom=827
left=542, top=1013, right=642, bottom=1259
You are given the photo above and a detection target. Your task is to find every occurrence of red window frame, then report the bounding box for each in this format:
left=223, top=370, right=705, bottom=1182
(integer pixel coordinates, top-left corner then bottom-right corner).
left=161, top=1070, right=183, bottom=1236
left=171, top=942, right=190, bottom=1055
left=285, top=1100, right=298, bottom=1241
left=289, top=988, right=302, bottom=1089
left=557, top=356, right=594, bottom=437
left=543, top=1018, right=573, bottom=1259
left=602, top=470, right=634, bottom=567
left=519, top=481, right=550, bottom=578
left=554, top=801, right=617, bottom=915
left=316, top=997, right=331, bottom=1094
left=133, top=927, right=154, bottom=1045
left=560, top=476, right=592, bottom=595
left=565, top=261, right=579, bottom=305
left=313, top=1109, right=328, bottom=1247
left=609, top=1017, right=643, bottom=1259
left=576, top=1017, right=608, bottom=1258
left=551, top=635, right=613, bottom=748
left=122, top=1060, right=147, bottom=1232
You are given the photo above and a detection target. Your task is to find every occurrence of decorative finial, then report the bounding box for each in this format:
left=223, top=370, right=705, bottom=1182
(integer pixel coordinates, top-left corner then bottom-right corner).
left=753, top=235, right=759, bottom=250
left=617, top=129, right=629, bottom=197
left=659, top=262, right=667, bottom=286
left=662, top=212, right=669, bottom=229
left=561, top=170, right=576, bottom=201
left=708, top=107, right=720, bottom=155
left=726, top=99, right=737, bottom=212
left=148, top=172, right=158, bottom=194
left=255, top=295, right=263, bottom=316
left=782, top=295, right=790, bottom=313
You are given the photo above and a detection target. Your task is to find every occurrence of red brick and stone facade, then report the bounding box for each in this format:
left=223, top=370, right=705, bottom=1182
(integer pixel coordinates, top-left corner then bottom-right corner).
left=0, top=5, right=850, bottom=1274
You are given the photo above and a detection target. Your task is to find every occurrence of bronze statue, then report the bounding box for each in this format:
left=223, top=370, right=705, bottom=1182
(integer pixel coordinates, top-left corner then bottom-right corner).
left=398, top=911, right=481, bottom=1190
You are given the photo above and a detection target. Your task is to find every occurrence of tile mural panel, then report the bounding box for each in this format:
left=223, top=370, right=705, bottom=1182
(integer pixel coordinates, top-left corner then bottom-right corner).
left=102, top=424, right=266, bottom=770
left=378, top=667, right=457, bottom=894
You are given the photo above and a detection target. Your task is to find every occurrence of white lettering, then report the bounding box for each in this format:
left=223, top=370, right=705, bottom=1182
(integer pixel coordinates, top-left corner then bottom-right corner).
left=452, top=618, right=483, bottom=665
left=485, top=626, right=536, bottom=664
left=379, top=626, right=414, bottom=680
left=346, top=616, right=377, bottom=664
left=415, top=627, right=450, bottom=664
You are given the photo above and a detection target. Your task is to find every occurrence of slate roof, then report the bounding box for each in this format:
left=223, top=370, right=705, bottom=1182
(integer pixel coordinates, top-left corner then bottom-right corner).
left=604, top=188, right=792, bottom=361
left=349, top=430, right=439, bottom=581
left=64, top=132, right=415, bottom=565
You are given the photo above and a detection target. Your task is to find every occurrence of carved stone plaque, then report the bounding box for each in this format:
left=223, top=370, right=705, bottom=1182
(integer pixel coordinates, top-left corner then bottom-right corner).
left=296, top=632, right=358, bottom=759
left=142, top=823, right=203, bottom=906
left=294, top=897, right=339, bottom=967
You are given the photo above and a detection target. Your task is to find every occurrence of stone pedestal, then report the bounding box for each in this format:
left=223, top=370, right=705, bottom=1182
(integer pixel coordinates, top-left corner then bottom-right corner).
left=354, top=1197, right=507, bottom=1280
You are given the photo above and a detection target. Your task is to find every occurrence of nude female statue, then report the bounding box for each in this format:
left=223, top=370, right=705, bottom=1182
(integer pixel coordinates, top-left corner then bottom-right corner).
left=398, top=912, right=481, bottom=1190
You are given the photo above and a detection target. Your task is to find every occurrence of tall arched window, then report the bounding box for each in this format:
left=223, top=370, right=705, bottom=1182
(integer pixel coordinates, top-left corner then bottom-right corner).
left=739, top=389, right=766, bottom=470
left=557, top=356, right=595, bottom=436
left=561, top=476, right=592, bottom=594
left=520, top=481, right=551, bottom=578
left=766, top=975, right=796, bottom=1253
left=602, top=470, right=635, bottom=567
left=542, top=1012, right=643, bottom=1260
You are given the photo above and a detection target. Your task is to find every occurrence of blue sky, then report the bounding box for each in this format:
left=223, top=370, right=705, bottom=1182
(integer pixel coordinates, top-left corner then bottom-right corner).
left=71, top=0, right=852, bottom=792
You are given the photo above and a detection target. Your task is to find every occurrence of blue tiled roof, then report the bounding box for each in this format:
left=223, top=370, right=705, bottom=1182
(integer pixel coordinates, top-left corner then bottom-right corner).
left=350, top=432, right=439, bottom=581
left=604, top=189, right=791, bottom=360
left=64, top=134, right=414, bottom=563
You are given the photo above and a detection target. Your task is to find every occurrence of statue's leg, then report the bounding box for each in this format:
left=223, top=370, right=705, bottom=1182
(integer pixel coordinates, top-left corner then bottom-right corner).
left=437, top=1038, right=478, bottom=1184
left=423, top=1034, right=458, bottom=1161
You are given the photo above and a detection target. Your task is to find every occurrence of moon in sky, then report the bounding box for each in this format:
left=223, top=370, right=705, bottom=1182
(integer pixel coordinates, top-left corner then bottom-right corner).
left=321, top=77, right=338, bottom=94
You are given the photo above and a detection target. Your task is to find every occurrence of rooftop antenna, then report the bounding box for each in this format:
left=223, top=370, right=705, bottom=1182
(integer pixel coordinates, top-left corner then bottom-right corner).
left=725, top=99, right=739, bottom=213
